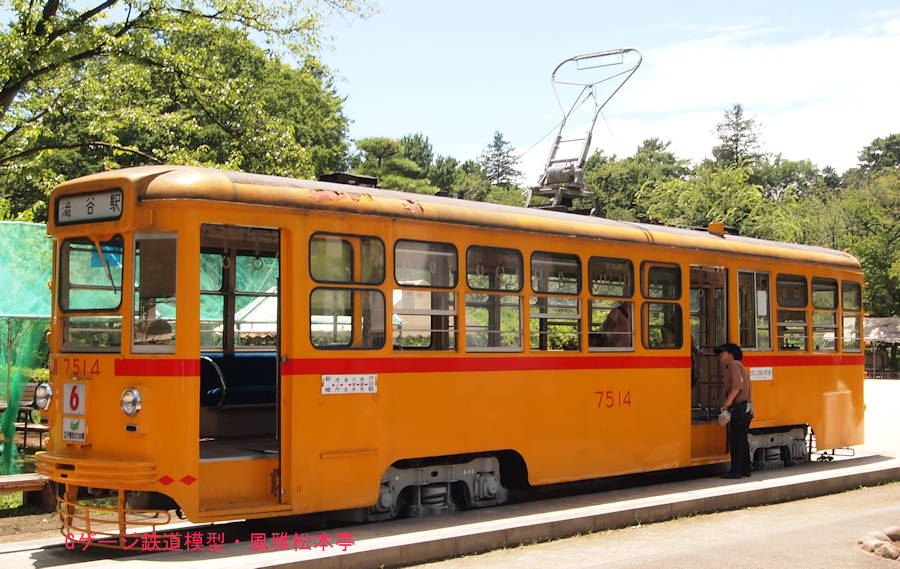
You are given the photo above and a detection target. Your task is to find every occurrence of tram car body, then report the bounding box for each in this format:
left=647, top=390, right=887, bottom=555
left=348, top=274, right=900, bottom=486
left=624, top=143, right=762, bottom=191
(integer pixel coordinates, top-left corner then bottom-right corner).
left=35, top=166, right=864, bottom=542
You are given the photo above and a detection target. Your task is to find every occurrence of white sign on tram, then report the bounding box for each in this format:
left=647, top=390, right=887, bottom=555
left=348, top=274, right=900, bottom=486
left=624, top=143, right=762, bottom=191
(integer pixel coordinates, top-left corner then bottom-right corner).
left=63, top=417, right=86, bottom=442
left=56, top=189, right=124, bottom=225
left=63, top=382, right=86, bottom=415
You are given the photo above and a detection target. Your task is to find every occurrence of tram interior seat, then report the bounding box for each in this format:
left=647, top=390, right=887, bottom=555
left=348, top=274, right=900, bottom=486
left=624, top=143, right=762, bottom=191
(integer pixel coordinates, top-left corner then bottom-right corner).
left=199, top=353, right=277, bottom=439
left=200, top=353, right=277, bottom=407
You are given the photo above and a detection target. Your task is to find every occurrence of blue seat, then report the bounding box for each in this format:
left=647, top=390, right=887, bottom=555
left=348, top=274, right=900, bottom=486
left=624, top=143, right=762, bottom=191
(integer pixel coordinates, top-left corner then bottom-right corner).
left=200, top=353, right=277, bottom=407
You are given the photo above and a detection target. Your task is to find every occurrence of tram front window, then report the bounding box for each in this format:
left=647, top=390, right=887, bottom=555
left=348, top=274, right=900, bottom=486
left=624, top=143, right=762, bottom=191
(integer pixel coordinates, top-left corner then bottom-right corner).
left=133, top=234, right=177, bottom=352
left=59, top=236, right=124, bottom=352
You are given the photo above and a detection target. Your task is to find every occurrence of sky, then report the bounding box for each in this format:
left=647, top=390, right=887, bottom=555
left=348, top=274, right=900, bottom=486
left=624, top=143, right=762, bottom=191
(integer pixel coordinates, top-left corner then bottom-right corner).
left=320, top=1, right=900, bottom=184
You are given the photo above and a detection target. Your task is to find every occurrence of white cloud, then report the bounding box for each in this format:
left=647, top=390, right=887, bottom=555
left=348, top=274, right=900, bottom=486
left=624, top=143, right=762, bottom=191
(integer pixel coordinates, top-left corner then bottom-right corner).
left=522, top=17, right=900, bottom=174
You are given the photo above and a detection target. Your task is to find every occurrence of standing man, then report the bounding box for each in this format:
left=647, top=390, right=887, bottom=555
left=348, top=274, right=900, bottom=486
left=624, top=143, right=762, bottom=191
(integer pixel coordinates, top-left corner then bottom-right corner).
left=715, top=343, right=753, bottom=478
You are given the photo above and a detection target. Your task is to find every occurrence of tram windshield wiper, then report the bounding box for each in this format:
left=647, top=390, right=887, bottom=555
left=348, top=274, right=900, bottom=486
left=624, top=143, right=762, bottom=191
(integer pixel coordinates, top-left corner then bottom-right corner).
left=92, top=237, right=118, bottom=294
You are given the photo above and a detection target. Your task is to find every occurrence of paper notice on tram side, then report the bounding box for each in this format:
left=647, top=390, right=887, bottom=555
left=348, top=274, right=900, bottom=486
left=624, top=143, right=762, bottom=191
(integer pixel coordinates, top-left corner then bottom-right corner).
left=321, top=374, right=377, bottom=394
left=750, top=367, right=774, bottom=381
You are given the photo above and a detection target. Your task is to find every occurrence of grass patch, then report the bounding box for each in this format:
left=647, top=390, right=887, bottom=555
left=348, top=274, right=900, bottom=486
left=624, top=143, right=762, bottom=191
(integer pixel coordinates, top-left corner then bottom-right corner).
left=0, top=492, right=23, bottom=510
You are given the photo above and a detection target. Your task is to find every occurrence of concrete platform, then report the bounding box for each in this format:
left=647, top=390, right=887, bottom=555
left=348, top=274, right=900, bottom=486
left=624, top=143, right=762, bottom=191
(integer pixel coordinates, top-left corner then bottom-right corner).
left=2, top=380, right=898, bottom=568
left=2, top=452, right=899, bottom=568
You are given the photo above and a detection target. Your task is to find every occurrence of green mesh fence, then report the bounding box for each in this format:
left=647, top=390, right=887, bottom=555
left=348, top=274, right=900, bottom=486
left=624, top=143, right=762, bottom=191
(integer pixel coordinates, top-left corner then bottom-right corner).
left=0, top=222, right=52, bottom=474
left=1, top=318, right=49, bottom=474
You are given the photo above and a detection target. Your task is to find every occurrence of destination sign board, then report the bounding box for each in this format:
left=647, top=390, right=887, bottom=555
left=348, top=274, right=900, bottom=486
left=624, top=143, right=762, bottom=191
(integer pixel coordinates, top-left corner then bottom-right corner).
left=56, top=189, right=124, bottom=225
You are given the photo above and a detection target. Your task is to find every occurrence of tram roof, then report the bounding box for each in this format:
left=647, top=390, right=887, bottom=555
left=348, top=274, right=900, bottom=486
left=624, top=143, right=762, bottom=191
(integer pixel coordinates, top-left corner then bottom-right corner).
left=54, top=165, right=861, bottom=270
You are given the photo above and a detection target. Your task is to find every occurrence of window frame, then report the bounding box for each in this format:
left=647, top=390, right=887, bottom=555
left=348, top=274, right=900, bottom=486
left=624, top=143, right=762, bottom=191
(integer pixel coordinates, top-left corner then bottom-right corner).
left=391, top=289, right=458, bottom=351
left=841, top=280, right=862, bottom=311
left=309, top=286, right=386, bottom=350
left=393, top=239, right=458, bottom=289
left=530, top=250, right=581, bottom=295
left=641, top=301, right=683, bottom=350
left=589, top=256, right=634, bottom=298
left=132, top=232, right=178, bottom=354
left=58, top=235, right=125, bottom=313
left=465, top=245, right=524, bottom=293
left=776, top=273, right=808, bottom=308
left=641, top=261, right=681, bottom=300
left=309, top=231, right=385, bottom=286
left=737, top=270, right=772, bottom=351
left=811, top=277, right=838, bottom=352
left=841, top=280, right=863, bottom=352
left=464, top=292, right=523, bottom=352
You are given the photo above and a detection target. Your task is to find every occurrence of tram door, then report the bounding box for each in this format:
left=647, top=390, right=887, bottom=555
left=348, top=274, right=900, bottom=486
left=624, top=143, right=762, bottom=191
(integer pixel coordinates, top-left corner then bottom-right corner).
left=690, top=265, right=728, bottom=416
left=197, top=224, right=283, bottom=509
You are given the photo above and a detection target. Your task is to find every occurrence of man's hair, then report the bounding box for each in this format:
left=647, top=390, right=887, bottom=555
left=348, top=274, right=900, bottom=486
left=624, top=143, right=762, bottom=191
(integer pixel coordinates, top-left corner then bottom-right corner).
left=714, top=342, right=743, bottom=361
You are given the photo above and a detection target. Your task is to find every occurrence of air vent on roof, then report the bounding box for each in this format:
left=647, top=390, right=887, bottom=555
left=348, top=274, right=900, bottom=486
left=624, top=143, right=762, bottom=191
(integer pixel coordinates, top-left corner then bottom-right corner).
left=318, top=173, right=377, bottom=187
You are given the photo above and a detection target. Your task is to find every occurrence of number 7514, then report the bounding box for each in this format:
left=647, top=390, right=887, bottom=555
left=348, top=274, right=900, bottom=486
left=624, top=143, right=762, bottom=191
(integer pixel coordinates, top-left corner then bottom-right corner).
left=595, top=390, right=631, bottom=408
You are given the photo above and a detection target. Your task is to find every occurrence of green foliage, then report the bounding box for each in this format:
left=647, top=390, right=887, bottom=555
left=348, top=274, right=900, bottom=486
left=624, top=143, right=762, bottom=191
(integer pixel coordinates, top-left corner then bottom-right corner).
left=638, top=164, right=798, bottom=241
left=0, top=0, right=369, bottom=219
left=857, top=134, right=900, bottom=173
left=429, top=154, right=459, bottom=196
left=584, top=138, right=690, bottom=221
left=840, top=170, right=900, bottom=316
left=399, top=133, right=434, bottom=170
left=352, top=135, right=441, bottom=195
left=752, top=155, right=827, bottom=201
left=449, top=160, right=491, bottom=201
left=712, top=103, right=762, bottom=166
left=479, top=131, right=521, bottom=187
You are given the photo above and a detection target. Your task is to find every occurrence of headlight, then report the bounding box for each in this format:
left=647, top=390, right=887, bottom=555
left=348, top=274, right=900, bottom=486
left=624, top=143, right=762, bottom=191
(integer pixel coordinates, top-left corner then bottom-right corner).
left=120, top=388, right=142, bottom=416
left=34, top=383, right=52, bottom=410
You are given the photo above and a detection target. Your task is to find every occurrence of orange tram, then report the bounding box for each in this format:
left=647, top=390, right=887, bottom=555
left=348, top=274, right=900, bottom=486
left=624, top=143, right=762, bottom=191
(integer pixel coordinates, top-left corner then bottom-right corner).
left=34, top=166, right=864, bottom=545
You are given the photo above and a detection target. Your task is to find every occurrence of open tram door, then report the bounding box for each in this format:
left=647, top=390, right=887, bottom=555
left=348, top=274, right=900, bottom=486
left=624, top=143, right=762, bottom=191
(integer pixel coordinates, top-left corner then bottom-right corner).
left=196, top=224, right=288, bottom=514
left=689, top=265, right=730, bottom=463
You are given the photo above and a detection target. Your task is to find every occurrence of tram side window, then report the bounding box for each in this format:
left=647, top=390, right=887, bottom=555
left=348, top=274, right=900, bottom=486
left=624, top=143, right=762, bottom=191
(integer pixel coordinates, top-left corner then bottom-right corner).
left=842, top=280, right=862, bottom=352
left=310, top=233, right=385, bottom=285
left=811, top=277, right=838, bottom=352
left=776, top=274, right=808, bottom=350
left=200, top=250, right=225, bottom=348
left=641, top=262, right=681, bottom=349
left=465, top=246, right=522, bottom=351
left=133, top=234, right=176, bottom=353
left=60, top=236, right=124, bottom=352
left=310, top=288, right=385, bottom=349
left=738, top=271, right=771, bottom=350
left=643, top=302, right=682, bottom=349
left=530, top=251, right=581, bottom=351
left=588, top=257, right=634, bottom=350
left=643, top=263, right=680, bottom=299
left=234, top=253, right=278, bottom=348
left=393, top=239, right=458, bottom=350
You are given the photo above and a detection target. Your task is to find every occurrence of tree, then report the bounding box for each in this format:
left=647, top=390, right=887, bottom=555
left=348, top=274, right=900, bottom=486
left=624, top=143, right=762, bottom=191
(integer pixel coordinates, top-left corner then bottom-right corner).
left=450, top=160, right=491, bottom=201
left=354, top=138, right=400, bottom=169
left=752, top=155, right=826, bottom=201
left=0, top=0, right=369, bottom=218
left=840, top=169, right=900, bottom=316
left=712, top=104, right=762, bottom=166
left=637, top=164, right=798, bottom=241
left=428, top=154, right=459, bottom=196
left=399, top=133, right=434, bottom=171
left=857, top=133, right=900, bottom=173
left=352, top=136, right=440, bottom=195
left=479, top=131, right=521, bottom=187
left=584, top=138, right=690, bottom=221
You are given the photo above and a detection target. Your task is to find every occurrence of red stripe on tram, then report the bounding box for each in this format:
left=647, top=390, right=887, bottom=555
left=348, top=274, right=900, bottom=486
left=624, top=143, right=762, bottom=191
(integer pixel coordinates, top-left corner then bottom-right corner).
left=110, top=353, right=862, bottom=377
left=115, top=358, right=200, bottom=377
left=742, top=354, right=864, bottom=367
left=281, top=355, right=690, bottom=376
